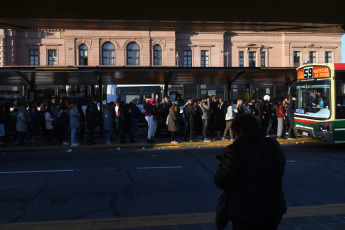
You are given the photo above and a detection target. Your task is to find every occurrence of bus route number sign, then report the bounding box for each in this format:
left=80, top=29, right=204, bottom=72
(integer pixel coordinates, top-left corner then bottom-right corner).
left=304, top=67, right=313, bottom=79
left=298, top=66, right=331, bottom=79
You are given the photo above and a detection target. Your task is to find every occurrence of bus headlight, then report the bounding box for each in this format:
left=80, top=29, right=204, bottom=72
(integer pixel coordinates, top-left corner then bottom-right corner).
left=318, top=123, right=331, bottom=132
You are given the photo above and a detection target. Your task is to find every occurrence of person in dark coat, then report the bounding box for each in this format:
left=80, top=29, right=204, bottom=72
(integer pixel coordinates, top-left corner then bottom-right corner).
left=118, top=102, right=134, bottom=143
left=85, top=102, right=98, bottom=145
left=183, top=98, right=196, bottom=142
left=168, top=103, right=180, bottom=144
left=28, top=101, right=41, bottom=146
left=287, top=94, right=297, bottom=139
left=214, top=113, right=287, bottom=230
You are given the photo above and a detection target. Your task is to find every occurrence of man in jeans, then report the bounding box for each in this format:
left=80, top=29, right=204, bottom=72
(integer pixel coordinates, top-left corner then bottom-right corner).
left=287, top=94, right=297, bottom=139
left=200, top=95, right=211, bottom=142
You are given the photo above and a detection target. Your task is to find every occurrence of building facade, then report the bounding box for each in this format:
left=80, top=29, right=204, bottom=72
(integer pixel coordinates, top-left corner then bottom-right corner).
left=0, top=29, right=343, bottom=104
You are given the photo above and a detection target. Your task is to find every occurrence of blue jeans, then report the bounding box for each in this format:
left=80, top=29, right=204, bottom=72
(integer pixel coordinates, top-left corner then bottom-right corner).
left=184, top=118, right=189, bottom=139
left=105, top=130, right=112, bottom=143
left=131, top=118, right=138, bottom=139
left=71, top=127, right=77, bottom=144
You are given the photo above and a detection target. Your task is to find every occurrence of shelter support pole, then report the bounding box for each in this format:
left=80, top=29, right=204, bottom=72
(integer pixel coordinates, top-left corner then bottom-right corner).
left=164, top=71, right=174, bottom=97
left=227, top=71, right=245, bottom=100
left=98, top=73, right=103, bottom=137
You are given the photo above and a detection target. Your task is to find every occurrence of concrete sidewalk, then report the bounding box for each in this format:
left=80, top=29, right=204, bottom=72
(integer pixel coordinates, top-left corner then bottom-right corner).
left=0, top=135, right=319, bottom=152
left=1, top=203, right=345, bottom=230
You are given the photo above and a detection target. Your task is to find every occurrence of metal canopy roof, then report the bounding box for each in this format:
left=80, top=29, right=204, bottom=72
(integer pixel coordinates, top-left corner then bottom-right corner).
left=0, top=67, right=296, bottom=86
left=0, top=0, right=345, bottom=33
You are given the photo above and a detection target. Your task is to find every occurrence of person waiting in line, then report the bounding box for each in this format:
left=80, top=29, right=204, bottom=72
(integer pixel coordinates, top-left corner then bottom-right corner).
left=262, top=95, right=272, bottom=137
left=222, top=100, right=235, bottom=141
left=235, top=98, right=244, bottom=115
left=16, top=105, right=29, bottom=145
left=195, top=99, right=203, bottom=138
left=77, top=102, right=85, bottom=141
left=183, top=97, right=196, bottom=142
left=58, top=104, right=70, bottom=146
left=44, top=104, right=55, bottom=146
left=214, top=113, right=287, bottom=230
left=218, top=98, right=227, bottom=136
left=287, top=94, right=297, bottom=139
left=28, top=101, right=41, bottom=147
left=200, top=95, right=211, bottom=142
left=144, top=97, right=157, bottom=143
left=167, top=102, right=180, bottom=144
left=118, top=102, right=134, bottom=144
left=277, top=99, right=286, bottom=138
left=69, top=103, right=80, bottom=147
left=85, top=102, right=98, bottom=145
left=130, top=98, right=141, bottom=141
left=210, top=95, right=219, bottom=140
left=103, top=104, right=113, bottom=145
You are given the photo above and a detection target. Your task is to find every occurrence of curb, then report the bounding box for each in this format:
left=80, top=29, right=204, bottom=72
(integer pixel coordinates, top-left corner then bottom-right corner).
left=1, top=137, right=320, bottom=152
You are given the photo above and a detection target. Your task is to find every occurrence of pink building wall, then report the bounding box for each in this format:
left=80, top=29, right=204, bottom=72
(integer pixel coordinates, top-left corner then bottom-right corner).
left=0, top=29, right=343, bottom=67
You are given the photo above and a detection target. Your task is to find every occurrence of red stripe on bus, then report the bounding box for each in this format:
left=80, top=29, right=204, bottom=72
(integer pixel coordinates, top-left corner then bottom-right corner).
left=319, top=122, right=331, bottom=125
left=295, top=118, right=317, bottom=124
left=334, top=63, right=345, bottom=71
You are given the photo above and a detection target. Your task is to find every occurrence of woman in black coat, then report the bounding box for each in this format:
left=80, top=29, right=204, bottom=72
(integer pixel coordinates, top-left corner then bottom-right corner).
left=214, top=113, right=287, bottom=230
left=167, top=104, right=180, bottom=144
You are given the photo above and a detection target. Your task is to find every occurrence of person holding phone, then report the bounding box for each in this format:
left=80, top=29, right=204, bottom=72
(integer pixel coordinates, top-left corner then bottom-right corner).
left=214, top=113, right=287, bottom=230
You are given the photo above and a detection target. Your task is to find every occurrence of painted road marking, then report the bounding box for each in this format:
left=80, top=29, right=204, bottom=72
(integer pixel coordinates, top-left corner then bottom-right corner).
left=1, top=203, right=345, bottom=230
left=137, top=166, right=184, bottom=170
left=0, top=169, right=75, bottom=174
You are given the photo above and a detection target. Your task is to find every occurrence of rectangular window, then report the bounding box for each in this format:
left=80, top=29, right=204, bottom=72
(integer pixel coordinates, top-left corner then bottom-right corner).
left=29, top=49, right=39, bottom=66
left=48, top=49, right=57, bottom=66
left=294, top=51, right=301, bottom=67
left=260, top=52, right=266, bottom=67
left=184, top=50, right=192, bottom=67
left=309, top=51, right=316, bottom=63
left=201, top=50, right=209, bottom=67
left=249, top=51, right=256, bottom=67
left=325, top=52, right=332, bottom=63
left=239, top=51, right=244, bottom=67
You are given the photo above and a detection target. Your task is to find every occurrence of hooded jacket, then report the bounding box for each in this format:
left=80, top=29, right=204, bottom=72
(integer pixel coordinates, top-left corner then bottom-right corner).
left=214, top=133, right=287, bottom=221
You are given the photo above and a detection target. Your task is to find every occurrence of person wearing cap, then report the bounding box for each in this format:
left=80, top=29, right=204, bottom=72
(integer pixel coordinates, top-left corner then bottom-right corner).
left=200, top=94, right=211, bottom=142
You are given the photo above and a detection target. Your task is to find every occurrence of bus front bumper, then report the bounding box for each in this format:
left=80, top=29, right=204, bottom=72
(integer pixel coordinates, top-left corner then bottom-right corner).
left=296, top=125, right=333, bottom=143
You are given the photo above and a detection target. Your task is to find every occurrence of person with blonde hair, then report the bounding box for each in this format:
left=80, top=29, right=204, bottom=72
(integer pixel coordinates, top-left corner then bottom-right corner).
left=236, top=98, right=244, bottom=115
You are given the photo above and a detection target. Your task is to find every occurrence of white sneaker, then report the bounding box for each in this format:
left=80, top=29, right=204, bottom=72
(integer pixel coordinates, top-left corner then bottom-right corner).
left=171, top=141, right=178, bottom=144
left=63, top=141, right=70, bottom=146
left=75, top=143, right=80, bottom=146
left=70, top=143, right=78, bottom=147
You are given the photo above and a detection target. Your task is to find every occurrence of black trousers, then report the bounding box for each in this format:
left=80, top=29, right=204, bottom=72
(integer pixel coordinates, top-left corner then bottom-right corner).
left=232, top=217, right=282, bottom=230
left=188, top=118, right=194, bottom=140
left=288, top=117, right=296, bottom=138
left=202, top=119, right=209, bottom=140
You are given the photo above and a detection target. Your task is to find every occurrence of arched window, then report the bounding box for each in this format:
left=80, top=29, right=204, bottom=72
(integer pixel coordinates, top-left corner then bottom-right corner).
left=79, top=44, right=88, bottom=65
left=127, top=42, right=140, bottom=65
left=153, top=45, right=162, bottom=66
left=102, top=42, right=115, bottom=65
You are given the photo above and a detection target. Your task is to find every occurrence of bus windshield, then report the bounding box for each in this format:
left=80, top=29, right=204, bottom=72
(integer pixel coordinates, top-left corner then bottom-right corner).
left=296, top=80, right=331, bottom=119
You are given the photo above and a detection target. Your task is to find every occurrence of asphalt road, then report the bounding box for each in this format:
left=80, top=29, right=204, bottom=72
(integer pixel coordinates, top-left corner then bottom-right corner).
left=0, top=142, right=345, bottom=229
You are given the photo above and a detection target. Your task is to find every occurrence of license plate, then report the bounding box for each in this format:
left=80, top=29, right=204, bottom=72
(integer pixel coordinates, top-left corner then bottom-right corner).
left=302, top=131, right=309, bottom=136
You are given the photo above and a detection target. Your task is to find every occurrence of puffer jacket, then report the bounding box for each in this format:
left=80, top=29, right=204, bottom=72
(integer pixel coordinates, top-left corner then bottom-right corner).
left=214, top=133, right=287, bottom=221
left=167, top=110, right=180, bottom=132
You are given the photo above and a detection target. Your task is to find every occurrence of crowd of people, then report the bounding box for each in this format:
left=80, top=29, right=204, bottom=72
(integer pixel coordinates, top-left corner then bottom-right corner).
left=143, top=94, right=297, bottom=144
left=0, top=93, right=297, bottom=147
